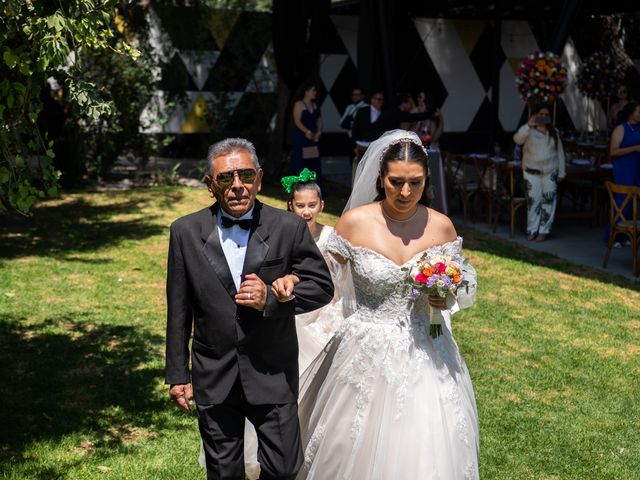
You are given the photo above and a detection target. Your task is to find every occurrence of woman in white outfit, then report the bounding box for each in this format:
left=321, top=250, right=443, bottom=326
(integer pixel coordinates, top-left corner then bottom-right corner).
left=513, top=104, right=566, bottom=242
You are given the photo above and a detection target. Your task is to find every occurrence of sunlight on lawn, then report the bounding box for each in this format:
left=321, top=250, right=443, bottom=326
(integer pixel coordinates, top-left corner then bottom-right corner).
left=1, top=187, right=639, bottom=479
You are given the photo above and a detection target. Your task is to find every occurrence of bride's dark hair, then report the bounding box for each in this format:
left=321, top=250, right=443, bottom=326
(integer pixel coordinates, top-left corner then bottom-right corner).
left=374, top=140, right=432, bottom=206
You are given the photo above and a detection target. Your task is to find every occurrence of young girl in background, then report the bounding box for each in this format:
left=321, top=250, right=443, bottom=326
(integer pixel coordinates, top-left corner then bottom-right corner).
left=281, top=168, right=342, bottom=371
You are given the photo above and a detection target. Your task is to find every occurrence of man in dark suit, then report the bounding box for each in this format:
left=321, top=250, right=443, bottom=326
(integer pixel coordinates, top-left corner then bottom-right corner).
left=352, top=92, right=437, bottom=144
left=165, top=137, right=334, bottom=480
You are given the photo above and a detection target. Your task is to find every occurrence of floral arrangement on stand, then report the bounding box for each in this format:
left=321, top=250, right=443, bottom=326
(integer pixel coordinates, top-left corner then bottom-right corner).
left=577, top=51, right=624, bottom=99
left=515, top=51, right=567, bottom=104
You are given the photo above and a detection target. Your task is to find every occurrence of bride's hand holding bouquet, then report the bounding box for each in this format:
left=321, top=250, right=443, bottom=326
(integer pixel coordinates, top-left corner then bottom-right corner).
left=403, top=255, right=468, bottom=338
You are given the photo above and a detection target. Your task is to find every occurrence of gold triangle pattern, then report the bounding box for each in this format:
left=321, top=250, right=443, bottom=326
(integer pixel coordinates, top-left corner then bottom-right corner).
left=209, top=10, right=241, bottom=49
left=181, top=95, right=211, bottom=133
left=507, top=58, right=523, bottom=74
left=452, top=20, right=487, bottom=56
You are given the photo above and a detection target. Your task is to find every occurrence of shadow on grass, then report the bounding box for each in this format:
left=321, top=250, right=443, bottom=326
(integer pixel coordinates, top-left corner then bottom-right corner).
left=458, top=225, right=640, bottom=291
left=0, top=189, right=184, bottom=260
left=0, top=314, right=171, bottom=470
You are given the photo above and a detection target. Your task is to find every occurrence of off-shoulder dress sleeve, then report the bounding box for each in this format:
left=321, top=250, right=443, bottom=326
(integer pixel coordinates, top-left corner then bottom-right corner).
left=325, top=229, right=354, bottom=261
left=446, top=238, right=477, bottom=314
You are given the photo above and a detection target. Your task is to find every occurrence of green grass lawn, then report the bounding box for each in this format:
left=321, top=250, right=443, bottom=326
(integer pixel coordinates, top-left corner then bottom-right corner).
left=1, top=185, right=639, bottom=479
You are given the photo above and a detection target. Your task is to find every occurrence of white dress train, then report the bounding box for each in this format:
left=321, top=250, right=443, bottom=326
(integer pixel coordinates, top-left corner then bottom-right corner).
left=296, top=231, right=479, bottom=480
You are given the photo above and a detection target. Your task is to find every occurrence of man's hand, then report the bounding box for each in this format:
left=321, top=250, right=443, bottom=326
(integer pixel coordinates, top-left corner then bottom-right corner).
left=271, top=274, right=299, bottom=302
left=236, top=273, right=267, bottom=310
left=169, top=383, right=193, bottom=412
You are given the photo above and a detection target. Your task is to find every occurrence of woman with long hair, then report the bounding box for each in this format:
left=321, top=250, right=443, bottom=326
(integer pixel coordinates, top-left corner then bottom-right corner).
left=513, top=104, right=566, bottom=242
left=607, top=101, right=640, bottom=246
left=291, top=81, right=323, bottom=187
left=296, top=130, right=479, bottom=479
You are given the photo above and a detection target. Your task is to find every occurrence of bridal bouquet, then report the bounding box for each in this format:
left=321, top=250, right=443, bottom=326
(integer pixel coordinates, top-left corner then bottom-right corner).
left=403, top=255, right=468, bottom=338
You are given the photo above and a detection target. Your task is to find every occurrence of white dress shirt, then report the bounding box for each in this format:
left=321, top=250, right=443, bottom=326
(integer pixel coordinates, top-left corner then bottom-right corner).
left=217, top=206, right=254, bottom=291
left=370, top=106, right=381, bottom=124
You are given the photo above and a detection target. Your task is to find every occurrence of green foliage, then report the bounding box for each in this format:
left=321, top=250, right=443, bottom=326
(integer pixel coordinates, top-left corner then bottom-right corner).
left=0, top=0, right=139, bottom=215
left=152, top=162, right=182, bottom=186
left=63, top=4, right=173, bottom=180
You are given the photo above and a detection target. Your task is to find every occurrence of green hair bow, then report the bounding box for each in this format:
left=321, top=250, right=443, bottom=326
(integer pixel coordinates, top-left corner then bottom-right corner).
left=280, top=168, right=317, bottom=193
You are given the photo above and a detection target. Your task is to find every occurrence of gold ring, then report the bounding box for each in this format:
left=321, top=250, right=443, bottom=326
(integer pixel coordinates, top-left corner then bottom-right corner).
left=247, top=292, right=252, bottom=300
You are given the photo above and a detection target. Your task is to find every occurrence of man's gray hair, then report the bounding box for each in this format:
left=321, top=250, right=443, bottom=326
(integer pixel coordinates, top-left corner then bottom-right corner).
left=207, top=138, right=260, bottom=173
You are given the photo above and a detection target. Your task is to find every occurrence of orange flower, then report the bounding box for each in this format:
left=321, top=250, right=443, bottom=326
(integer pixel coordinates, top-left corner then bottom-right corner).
left=422, top=266, right=435, bottom=277
left=453, top=273, right=461, bottom=284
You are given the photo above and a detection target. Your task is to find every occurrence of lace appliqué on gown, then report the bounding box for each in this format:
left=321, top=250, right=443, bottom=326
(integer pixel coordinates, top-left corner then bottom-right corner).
left=297, top=231, right=479, bottom=480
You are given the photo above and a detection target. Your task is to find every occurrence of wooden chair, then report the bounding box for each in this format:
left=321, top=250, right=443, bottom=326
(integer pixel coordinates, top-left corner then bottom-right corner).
left=492, top=162, right=528, bottom=237
left=602, top=182, right=640, bottom=276
left=443, top=153, right=480, bottom=223
left=475, top=156, right=497, bottom=226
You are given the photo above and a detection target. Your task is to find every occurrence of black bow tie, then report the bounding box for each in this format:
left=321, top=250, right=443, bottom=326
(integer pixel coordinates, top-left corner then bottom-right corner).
left=220, top=216, right=252, bottom=230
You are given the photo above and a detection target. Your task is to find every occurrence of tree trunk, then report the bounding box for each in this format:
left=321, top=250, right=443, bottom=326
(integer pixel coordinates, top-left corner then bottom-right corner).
left=264, top=75, right=290, bottom=184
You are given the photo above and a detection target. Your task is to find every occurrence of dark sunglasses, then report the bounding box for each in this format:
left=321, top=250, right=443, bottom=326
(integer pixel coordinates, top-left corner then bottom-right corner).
left=215, top=168, right=257, bottom=189
left=373, top=96, right=384, bottom=101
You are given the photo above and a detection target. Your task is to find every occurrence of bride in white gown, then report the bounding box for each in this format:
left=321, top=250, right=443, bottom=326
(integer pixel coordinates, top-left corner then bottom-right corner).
left=296, top=130, right=479, bottom=480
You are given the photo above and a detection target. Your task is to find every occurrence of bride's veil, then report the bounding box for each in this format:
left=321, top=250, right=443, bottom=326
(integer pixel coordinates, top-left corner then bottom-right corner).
left=298, top=130, right=427, bottom=451
left=343, top=129, right=426, bottom=213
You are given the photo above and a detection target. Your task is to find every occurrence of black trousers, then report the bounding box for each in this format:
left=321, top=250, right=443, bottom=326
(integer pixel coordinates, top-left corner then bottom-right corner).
left=197, top=377, right=303, bottom=480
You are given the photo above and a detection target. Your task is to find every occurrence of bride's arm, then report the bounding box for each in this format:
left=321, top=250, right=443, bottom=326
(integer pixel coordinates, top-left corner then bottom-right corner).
left=426, top=212, right=475, bottom=311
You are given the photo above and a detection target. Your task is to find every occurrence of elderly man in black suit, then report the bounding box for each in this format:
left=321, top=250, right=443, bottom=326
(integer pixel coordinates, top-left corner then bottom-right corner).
left=165, top=137, right=334, bottom=480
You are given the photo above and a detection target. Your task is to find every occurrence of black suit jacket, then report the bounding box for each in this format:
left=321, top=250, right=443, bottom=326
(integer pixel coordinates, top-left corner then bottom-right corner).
left=352, top=106, right=435, bottom=143
left=165, top=200, right=334, bottom=405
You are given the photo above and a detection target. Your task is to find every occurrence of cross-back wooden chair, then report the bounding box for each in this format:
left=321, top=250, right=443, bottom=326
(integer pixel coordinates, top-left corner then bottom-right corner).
left=474, top=156, right=498, bottom=226
left=492, top=162, right=527, bottom=237
left=602, top=181, right=640, bottom=276
left=443, top=153, right=480, bottom=223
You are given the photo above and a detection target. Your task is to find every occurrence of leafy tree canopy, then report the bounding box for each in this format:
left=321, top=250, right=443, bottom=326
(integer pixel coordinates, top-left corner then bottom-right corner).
left=0, top=0, right=139, bottom=215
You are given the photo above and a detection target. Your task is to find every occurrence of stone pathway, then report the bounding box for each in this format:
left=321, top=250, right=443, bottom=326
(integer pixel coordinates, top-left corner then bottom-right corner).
left=452, top=214, right=639, bottom=283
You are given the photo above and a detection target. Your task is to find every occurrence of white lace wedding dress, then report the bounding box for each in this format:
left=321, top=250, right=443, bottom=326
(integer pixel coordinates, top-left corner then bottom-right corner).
left=296, top=231, right=479, bottom=480
left=296, top=225, right=344, bottom=372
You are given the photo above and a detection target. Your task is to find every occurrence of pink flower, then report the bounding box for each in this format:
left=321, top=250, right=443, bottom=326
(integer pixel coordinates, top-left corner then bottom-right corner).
left=415, top=273, right=427, bottom=284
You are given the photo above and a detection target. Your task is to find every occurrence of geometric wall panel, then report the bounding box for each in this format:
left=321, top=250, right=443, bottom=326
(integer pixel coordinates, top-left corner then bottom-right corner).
left=331, top=16, right=359, bottom=67
left=414, top=18, right=488, bottom=132
left=245, top=44, right=277, bottom=94
left=179, top=51, right=220, bottom=91
left=560, top=39, right=606, bottom=131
